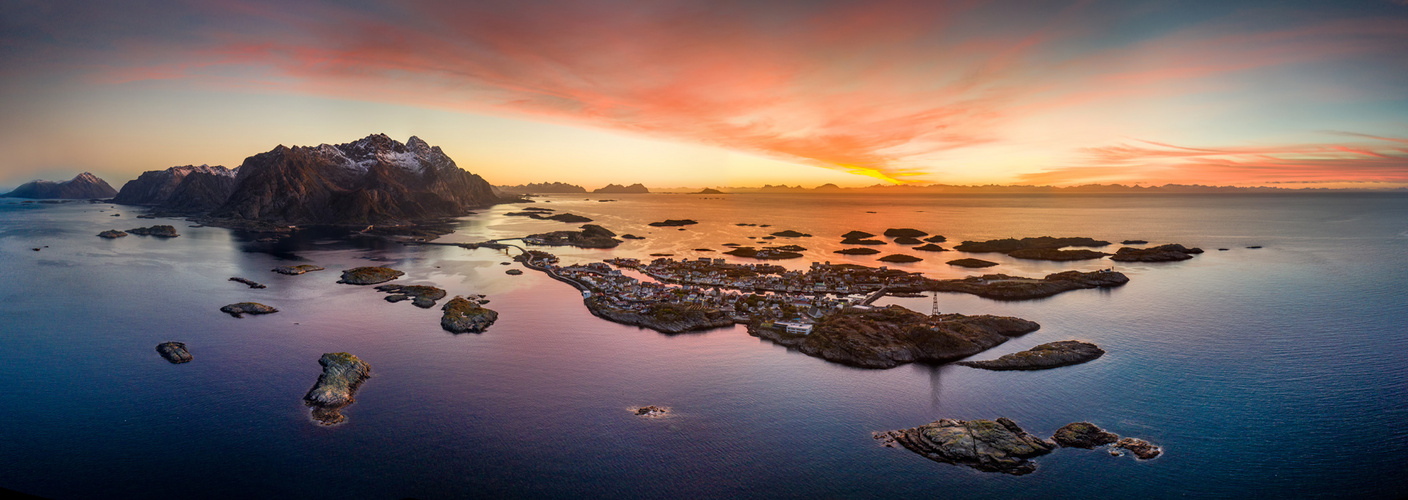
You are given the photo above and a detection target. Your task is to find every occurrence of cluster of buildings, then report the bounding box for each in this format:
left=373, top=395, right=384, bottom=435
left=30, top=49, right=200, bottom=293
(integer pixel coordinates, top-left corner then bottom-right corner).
left=520, top=253, right=920, bottom=333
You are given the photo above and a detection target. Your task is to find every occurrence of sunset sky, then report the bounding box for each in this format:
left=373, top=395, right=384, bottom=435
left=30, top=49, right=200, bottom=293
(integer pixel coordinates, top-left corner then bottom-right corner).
left=2, top=0, right=1407, bottom=189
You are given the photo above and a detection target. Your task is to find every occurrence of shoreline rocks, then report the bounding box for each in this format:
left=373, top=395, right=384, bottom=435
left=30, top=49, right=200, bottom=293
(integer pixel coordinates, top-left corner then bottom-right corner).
left=220, top=302, right=278, bottom=318
left=441, top=296, right=499, bottom=333
left=957, top=340, right=1105, bottom=371
left=1115, top=437, right=1163, bottom=459
left=272, top=264, right=325, bottom=275
left=337, top=267, right=404, bottom=285
left=303, top=352, right=371, bottom=425
left=155, top=342, right=193, bottom=364
left=587, top=297, right=735, bottom=334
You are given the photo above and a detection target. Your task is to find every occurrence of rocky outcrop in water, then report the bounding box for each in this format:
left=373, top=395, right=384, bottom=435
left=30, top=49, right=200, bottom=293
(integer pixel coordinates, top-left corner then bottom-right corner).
left=748, top=305, right=1039, bottom=368
left=878, top=254, right=922, bottom=263
left=1115, top=437, right=1163, bottom=459
left=155, top=342, right=193, bottom=364
left=770, top=230, right=811, bottom=237
left=526, top=224, right=621, bottom=248
left=723, top=246, right=805, bottom=260
left=924, top=270, right=1128, bottom=300
left=207, top=134, right=497, bottom=227
left=1052, top=422, right=1119, bottom=449
left=1007, top=248, right=1109, bottom=261
left=835, top=247, right=881, bottom=255
left=303, top=352, right=371, bottom=425
left=127, top=225, right=179, bottom=237
left=884, top=228, right=928, bottom=238
left=375, top=284, right=446, bottom=308
left=220, top=302, right=278, bottom=318
left=3, top=172, right=117, bottom=199
left=441, top=296, right=499, bottom=333
left=913, top=244, right=947, bottom=252
left=97, top=230, right=127, bottom=239
left=337, top=267, right=404, bottom=285
left=955, top=236, right=1110, bottom=253
left=229, top=277, right=266, bottom=289
left=648, top=219, right=697, bottom=227
left=876, top=417, right=1056, bottom=475
left=632, top=405, right=669, bottom=417
left=1110, top=243, right=1204, bottom=262
left=272, top=264, right=324, bottom=275
left=958, top=340, right=1105, bottom=370
left=946, top=258, right=998, bottom=268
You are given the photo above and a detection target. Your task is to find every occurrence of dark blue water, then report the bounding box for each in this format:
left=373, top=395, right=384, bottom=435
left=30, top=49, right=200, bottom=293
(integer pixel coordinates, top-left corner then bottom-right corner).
left=1, top=193, right=1405, bottom=499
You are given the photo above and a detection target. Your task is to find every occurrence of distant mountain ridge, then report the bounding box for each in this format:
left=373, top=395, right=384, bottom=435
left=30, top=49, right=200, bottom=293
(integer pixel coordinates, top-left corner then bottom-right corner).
left=594, top=183, right=649, bottom=194
left=111, top=134, right=500, bottom=226
left=496, top=182, right=587, bottom=194
left=3, top=172, right=117, bottom=199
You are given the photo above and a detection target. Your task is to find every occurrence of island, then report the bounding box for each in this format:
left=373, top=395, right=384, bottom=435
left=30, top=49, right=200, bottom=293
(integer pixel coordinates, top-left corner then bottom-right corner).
left=495, top=182, right=587, bottom=194
left=923, top=235, right=947, bottom=243
left=840, top=237, right=886, bottom=245
left=874, top=417, right=1055, bottom=475
left=925, top=270, right=1128, bottom=300
left=747, top=305, right=1039, bottom=368
left=229, top=277, right=266, bottom=289
left=957, top=340, right=1104, bottom=370
left=441, top=296, right=499, bottom=333
left=588, top=298, right=736, bottom=334
left=303, top=352, right=371, bottom=425
left=954, top=236, right=1110, bottom=253
left=912, top=244, right=947, bottom=252
left=842, top=230, right=875, bottom=239
left=648, top=219, right=698, bottom=227
left=631, top=405, right=670, bottom=417
left=128, top=225, right=180, bottom=237
left=272, top=264, right=325, bottom=275
left=770, top=230, right=812, bottom=237
left=694, top=188, right=725, bottom=194
left=3, top=172, right=117, bottom=199
left=723, top=246, right=805, bottom=260
left=337, top=267, right=404, bottom=285
left=877, top=254, right=922, bottom=263
left=155, top=342, right=193, bottom=364
left=506, top=211, right=594, bottom=223
left=884, top=228, right=928, bottom=238
left=1121, top=239, right=1149, bottom=245
left=526, top=224, right=622, bottom=248
left=880, top=419, right=1162, bottom=474
left=1109, top=243, right=1203, bottom=262
left=97, top=230, right=127, bottom=239
left=220, top=302, right=278, bottom=318
left=375, top=284, right=447, bottom=308
left=834, top=247, right=881, bottom=255
left=1006, top=248, right=1109, bottom=261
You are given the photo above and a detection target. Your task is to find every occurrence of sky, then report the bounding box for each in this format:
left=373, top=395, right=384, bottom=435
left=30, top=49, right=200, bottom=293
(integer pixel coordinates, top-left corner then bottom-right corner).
left=2, top=0, right=1407, bottom=189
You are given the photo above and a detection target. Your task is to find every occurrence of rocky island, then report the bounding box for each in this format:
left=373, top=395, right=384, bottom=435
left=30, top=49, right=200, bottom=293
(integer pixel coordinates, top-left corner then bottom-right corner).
left=878, top=254, right=922, bottom=263
left=1110, top=243, right=1203, bottom=262
left=723, top=246, right=804, bottom=260
left=375, top=284, right=447, bottom=308
left=272, top=264, right=325, bottom=275
left=648, top=219, right=698, bottom=227
left=128, top=225, right=180, bottom=237
left=875, top=417, right=1055, bottom=474
left=337, top=267, right=404, bottom=285
left=155, top=342, right=193, bottom=364
left=1006, top=248, right=1109, bottom=261
left=220, top=302, right=278, bottom=318
left=748, top=305, right=1039, bottom=368
left=441, top=296, right=499, bottom=333
left=957, top=340, right=1105, bottom=370
left=3, top=172, right=117, bottom=199
left=947, top=258, right=998, bottom=268
left=834, top=247, right=881, bottom=255
left=303, top=352, right=371, bottom=425
left=97, top=230, right=127, bottom=239
left=229, top=277, right=266, bottom=289
left=587, top=297, right=736, bottom=334
left=924, top=270, right=1128, bottom=300
left=525, top=224, right=622, bottom=248
left=1052, top=422, right=1119, bottom=448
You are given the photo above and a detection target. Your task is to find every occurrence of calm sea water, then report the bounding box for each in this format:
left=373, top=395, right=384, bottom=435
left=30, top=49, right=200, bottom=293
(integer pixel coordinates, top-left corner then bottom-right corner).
left=1, top=193, right=1405, bottom=499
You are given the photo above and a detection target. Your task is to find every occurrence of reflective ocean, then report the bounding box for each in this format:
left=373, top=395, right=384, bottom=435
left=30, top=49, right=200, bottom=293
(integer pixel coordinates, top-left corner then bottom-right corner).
left=1, top=193, right=1405, bottom=499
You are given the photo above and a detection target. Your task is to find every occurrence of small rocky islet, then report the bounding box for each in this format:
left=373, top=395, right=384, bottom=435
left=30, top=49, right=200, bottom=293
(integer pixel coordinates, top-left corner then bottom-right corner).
left=440, top=296, right=499, bottom=333
left=879, top=419, right=1162, bottom=474
left=912, top=244, right=947, bottom=252
left=272, top=264, right=325, bottom=275
left=947, top=258, right=999, bottom=268
left=631, top=405, right=670, bottom=418
left=723, top=246, right=804, bottom=260
left=375, top=284, right=447, bottom=308
left=877, top=253, right=922, bottom=263
left=97, top=230, right=127, bottom=239
left=229, top=277, right=266, bottom=289
left=648, top=219, right=698, bottom=227
left=337, top=266, right=405, bottom=285
left=1109, top=243, right=1204, bottom=262
left=303, top=352, right=371, bottom=425
left=884, top=228, right=928, bottom=238
left=127, top=225, right=180, bottom=237
left=958, top=340, right=1105, bottom=370
left=526, top=224, right=622, bottom=249
left=155, top=342, right=193, bottom=364
left=834, top=247, right=881, bottom=255
left=220, top=302, right=278, bottom=318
